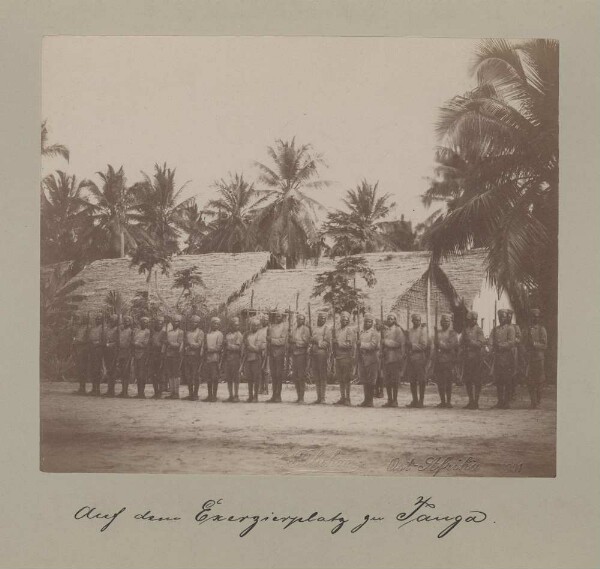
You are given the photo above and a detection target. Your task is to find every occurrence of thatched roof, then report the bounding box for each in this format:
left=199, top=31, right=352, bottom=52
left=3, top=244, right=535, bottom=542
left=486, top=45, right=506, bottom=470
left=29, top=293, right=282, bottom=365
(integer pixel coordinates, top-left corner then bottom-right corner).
left=71, top=252, right=274, bottom=315
left=227, top=251, right=434, bottom=316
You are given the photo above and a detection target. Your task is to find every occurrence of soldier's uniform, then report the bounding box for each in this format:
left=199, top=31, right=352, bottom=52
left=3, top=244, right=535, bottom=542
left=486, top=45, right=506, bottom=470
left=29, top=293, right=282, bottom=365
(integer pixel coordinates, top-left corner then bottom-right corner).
left=358, top=316, right=380, bottom=407
left=433, top=320, right=459, bottom=408
left=460, top=313, right=486, bottom=409
left=382, top=320, right=405, bottom=407
left=244, top=322, right=264, bottom=401
left=406, top=320, right=431, bottom=407
left=132, top=321, right=150, bottom=398
left=164, top=322, right=184, bottom=399
left=224, top=323, right=243, bottom=402
left=256, top=319, right=270, bottom=395
left=87, top=319, right=104, bottom=396
left=103, top=318, right=119, bottom=397
left=204, top=321, right=224, bottom=402
left=310, top=316, right=331, bottom=404
left=290, top=321, right=311, bottom=403
left=491, top=311, right=516, bottom=408
left=525, top=312, right=547, bottom=408
left=72, top=322, right=89, bottom=394
left=183, top=321, right=204, bottom=401
left=506, top=309, right=521, bottom=401
left=268, top=318, right=288, bottom=403
left=116, top=321, right=133, bottom=397
left=148, top=321, right=166, bottom=398
left=334, top=316, right=356, bottom=405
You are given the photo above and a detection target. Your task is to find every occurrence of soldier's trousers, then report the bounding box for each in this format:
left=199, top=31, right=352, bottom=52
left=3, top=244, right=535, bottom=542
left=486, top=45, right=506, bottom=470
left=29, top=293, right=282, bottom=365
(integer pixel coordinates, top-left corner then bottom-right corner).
left=74, top=347, right=88, bottom=387
left=147, top=351, right=163, bottom=394
left=336, top=358, right=353, bottom=386
left=166, top=355, right=181, bottom=396
left=224, top=356, right=241, bottom=384
left=359, top=360, right=378, bottom=385
left=113, top=355, right=131, bottom=394
left=292, top=353, right=308, bottom=400
left=406, top=355, right=427, bottom=385
left=434, top=362, right=454, bottom=388
left=183, top=354, right=200, bottom=394
left=131, top=356, right=148, bottom=395
left=311, top=352, right=328, bottom=401
left=384, top=361, right=401, bottom=387
left=463, top=358, right=482, bottom=385
left=89, top=346, right=104, bottom=390
left=204, top=361, right=220, bottom=398
left=494, top=358, right=514, bottom=406
left=269, top=354, right=285, bottom=397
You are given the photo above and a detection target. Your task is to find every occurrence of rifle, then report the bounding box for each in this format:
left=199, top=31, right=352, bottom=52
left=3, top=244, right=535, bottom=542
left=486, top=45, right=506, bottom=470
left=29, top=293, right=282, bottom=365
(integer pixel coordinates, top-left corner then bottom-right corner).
left=286, top=305, right=292, bottom=378
left=489, top=300, right=498, bottom=378
left=262, top=314, right=271, bottom=372
left=239, top=313, right=248, bottom=377
left=379, top=300, right=384, bottom=378
left=179, top=314, right=187, bottom=374
left=353, top=305, right=361, bottom=382
left=427, top=302, right=438, bottom=381
left=306, top=303, right=313, bottom=381
left=400, top=307, right=410, bottom=380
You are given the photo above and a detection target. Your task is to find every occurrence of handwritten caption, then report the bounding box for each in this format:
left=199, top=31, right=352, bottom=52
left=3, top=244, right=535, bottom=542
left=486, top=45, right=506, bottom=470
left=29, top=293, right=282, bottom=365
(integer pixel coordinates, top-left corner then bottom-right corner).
left=74, top=496, right=489, bottom=539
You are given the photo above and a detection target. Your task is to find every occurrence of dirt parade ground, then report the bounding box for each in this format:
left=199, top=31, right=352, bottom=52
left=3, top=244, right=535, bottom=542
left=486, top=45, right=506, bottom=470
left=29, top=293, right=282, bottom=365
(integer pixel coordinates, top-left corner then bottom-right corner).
left=40, top=382, right=556, bottom=477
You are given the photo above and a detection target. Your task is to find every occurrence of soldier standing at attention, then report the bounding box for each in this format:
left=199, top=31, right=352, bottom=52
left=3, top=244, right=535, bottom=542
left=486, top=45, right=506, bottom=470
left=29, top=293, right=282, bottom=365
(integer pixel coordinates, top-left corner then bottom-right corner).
left=460, top=311, right=486, bottom=409
left=406, top=314, right=432, bottom=408
left=267, top=311, right=287, bottom=403
left=72, top=314, right=89, bottom=395
left=382, top=313, right=405, bottom=407
left=433, top=314, right=459, bottom=408
left=374, top=318, right=385, bottom=398
left=358, top=313, right=380, bottom=408
left=103, top=314, right=119, bottom=397
left=491, top=309, right=516, bottom=409
left=224, top=317, right=243, bottom=402
left=506, top=308, right=521, bottom=401
left=131, top=317, right=151, bottom=398
left=149, top=316, right=166, bottom=398
left=244, top=318, right=263, bottom=402
left=87, top=314, right=104, bottom=396
left=333, top=311, right=355, bottom=406
left=310, top=311, right=331, bottom=404
left=183, top=315, right=204, bottom=401
left=290, top=313, right=311, bottom=403
left=525, top=308, right=547, bottom=409
left=116, top=316, right=133, bottom=398
left=257, top=314, right=270, bottom=395
left=164, top=314, right=184, bottom=399
left=204, top=317, right=224, bottom=402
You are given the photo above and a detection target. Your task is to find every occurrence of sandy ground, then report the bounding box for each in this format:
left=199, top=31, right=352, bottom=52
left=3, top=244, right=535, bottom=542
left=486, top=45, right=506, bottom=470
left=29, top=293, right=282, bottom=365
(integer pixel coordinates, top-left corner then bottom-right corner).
left=40, top=382, right=556, bottom=477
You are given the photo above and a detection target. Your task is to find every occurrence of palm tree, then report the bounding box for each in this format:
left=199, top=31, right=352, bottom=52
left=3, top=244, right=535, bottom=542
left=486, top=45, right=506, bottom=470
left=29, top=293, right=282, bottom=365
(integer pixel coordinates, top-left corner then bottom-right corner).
left=201, top=173, right=265, bottom=253
left=423, top=38, right=558, bottom=377
left=40, top=171, right=89, bottom=264
left=133, top=163, right=193, bottom=254
left=81, top=165, right=144, bottom=258
left=129, top=242, right=172, bottom=309
left=254, top=138, right=331, bottom=267
left=41, top=120, right=69, bottom=162
left=323, top=180, right=396, bottom=256
left=179, top=201, right=209, bottom=254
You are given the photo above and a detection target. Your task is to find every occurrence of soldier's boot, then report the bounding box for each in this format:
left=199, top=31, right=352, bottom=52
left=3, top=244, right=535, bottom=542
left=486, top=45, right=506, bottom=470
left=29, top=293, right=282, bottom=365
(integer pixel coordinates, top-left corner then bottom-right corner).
left=417, top=383, right=425, bottom=408
left=104, top=379, right=115, bottom=397
left=298, top=381, right=305, bottom=403
left=194, top=380, right=201, bottom=401
left=464, top=383, right=474, bottom=408
left=365, top=385, right=375, bottom=407
left=137, top=380, right=146, bottom=399
left=359, top=385, right=369, bottom=407
left=345, top=383, right=352, bottom=406
left=528, top=385, right=537, bottom=409
left=445, top=383, right=453, bottom=408
left=246, top=381, right=254, bottom=402
left=152, top=382, right=161, bottom=398
left=233, top=382, right=240, bottom=402
left=119, top=380, right=130, bottom=398
left=406, top=383, right=418, bottom=407
left=383, top=386, right=393, bottom=407
left=493, top=384, right=504, bottom=408
left=391, top=385, right=399, bottom=407
left=267, top=381, right=277, bottom=402
left=473, top=384, right=481, bottom=409
left=168, top=377, right=180, bottom=399
left=436, top=383, right=446, bottom=408
left=275, top=382, right=283, bottom=403
left=334, top=382, right=345, bottom=405
left=212, top=381, right=219, bottom=401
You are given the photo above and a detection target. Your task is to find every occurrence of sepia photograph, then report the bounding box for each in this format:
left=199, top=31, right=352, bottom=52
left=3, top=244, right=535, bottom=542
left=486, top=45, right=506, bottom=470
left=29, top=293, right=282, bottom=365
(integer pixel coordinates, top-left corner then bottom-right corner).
left=40, top=36, right=558, bottom=477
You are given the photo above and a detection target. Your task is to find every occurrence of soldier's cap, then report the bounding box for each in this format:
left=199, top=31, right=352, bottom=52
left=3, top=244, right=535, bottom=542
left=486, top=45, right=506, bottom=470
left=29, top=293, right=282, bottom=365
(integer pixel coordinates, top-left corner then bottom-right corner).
left=231, top=317, right=240, bottom=324
left=154, top=315, right=165, bottom=322
left=506, top=308, right=514, bottom=315
left=497, top=309, right=508, bottom=316
left=296, top=313, right=305, bottom=320
left=411, top=313, right=422, bottom=321
left=211, top=317, right=221, bottom=324
left=140, top=316, right=150, bottom=323
left=440, top=314, right=451, bottom=322
left=172, top=314, right=183, bottom=322
left=387, top=313, right=397, bottom=321
left=364, top=313, right=374, bottom=321
left=123, top=315, right=132, bottom=322
left=191, top=315, right=201, bottom=324
left=467, top=311, right=478, bottom=320
left=530, top=308, right=541, bottom=316
left=250, top=317, right=260, bottom=326
left=340, top=311, right=351, bottom=319
left=260, top=313, right=269, bottom=321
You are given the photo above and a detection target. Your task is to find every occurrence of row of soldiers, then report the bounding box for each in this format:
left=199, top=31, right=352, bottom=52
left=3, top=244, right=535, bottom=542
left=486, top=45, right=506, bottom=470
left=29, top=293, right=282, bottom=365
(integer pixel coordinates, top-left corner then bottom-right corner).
left=70, top=305, right=548, bottom=409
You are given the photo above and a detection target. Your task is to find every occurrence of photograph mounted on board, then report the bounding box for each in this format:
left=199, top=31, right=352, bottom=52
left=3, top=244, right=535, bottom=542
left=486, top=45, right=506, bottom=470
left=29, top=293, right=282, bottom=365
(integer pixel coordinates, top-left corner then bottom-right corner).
left=40, top=36, right=558, bottom=477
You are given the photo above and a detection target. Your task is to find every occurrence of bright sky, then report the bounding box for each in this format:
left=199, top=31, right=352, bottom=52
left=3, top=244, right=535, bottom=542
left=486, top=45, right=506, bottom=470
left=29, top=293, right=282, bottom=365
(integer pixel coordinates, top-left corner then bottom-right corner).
left=42, top=36, right=478, bottom=224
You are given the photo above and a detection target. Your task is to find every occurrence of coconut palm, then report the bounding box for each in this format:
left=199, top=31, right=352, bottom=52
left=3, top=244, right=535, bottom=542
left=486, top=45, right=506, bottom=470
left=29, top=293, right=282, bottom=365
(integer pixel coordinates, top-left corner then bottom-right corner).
left=200, top=173, right=265, bottom=253
left=41, top=120, right=69, bottom=162
left=323, top=180, right=396, bottom=256
left=133, top=163, right=193, bottom=254
left=81, top=165, right=145, bottom=258
left=254, top=138, right=331, bottom=267
left=179, top=201, right=209, bottom=254
left=40, top=171, right=90, bottom=264
left=423, top=38, right=558, bottom=377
